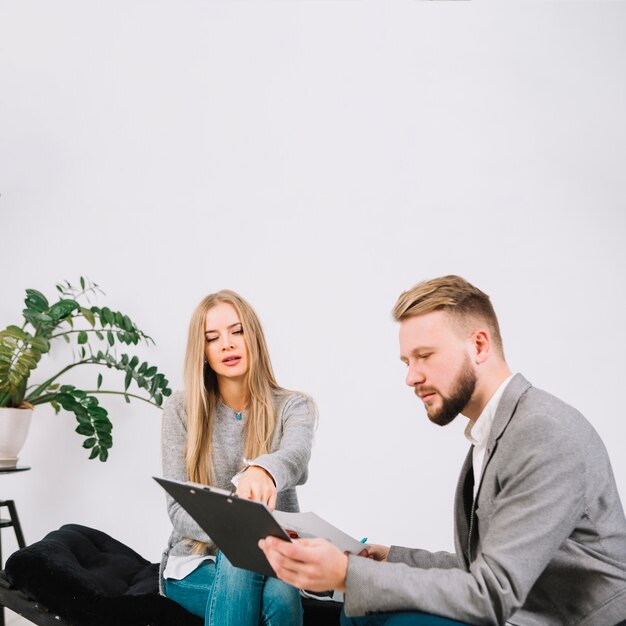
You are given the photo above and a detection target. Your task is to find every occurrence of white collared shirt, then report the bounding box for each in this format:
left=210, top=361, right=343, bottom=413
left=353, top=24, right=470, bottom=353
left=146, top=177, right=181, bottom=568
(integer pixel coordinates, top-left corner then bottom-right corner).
left=464, top=374, right=515, bottom=499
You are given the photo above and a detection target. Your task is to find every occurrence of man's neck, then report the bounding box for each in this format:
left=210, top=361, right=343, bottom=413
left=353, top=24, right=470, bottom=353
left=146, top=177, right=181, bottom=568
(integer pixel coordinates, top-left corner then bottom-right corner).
left=464, top=364, right=513, bottom=422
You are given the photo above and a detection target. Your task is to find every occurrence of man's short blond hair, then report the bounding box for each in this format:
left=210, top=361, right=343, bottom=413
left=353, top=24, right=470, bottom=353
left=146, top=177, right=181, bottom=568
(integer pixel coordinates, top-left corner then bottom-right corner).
left=393, top=275, right=504, bottom=356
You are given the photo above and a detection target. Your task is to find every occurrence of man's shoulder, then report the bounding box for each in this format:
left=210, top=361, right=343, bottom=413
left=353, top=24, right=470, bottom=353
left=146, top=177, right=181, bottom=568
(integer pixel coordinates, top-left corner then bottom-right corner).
left=503, top=381, right=597, bottom=451
left=516, top=384, right=587, bottom=427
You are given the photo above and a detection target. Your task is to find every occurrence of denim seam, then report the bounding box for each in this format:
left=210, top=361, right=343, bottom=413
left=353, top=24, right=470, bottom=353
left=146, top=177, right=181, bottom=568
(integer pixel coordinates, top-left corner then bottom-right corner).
left=207, top=553, right=223, bottom=626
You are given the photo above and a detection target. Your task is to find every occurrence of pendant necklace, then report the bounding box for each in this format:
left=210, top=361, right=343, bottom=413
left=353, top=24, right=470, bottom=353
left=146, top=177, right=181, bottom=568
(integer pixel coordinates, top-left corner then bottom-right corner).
left=222, top=398, right=246, bottom=420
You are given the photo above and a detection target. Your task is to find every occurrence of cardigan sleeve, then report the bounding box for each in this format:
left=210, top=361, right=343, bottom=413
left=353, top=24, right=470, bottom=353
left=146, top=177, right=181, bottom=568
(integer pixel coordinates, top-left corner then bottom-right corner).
left=387, top=545, right=459, bottom=569
left=161, top=391, right=211, bottom=544
left=343, top=411, right=587, bottom=623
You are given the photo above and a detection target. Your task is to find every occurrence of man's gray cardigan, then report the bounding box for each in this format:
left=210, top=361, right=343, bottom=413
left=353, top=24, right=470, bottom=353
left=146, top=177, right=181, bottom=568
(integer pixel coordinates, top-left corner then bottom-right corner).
left=345, top=374, right=626, bottom=625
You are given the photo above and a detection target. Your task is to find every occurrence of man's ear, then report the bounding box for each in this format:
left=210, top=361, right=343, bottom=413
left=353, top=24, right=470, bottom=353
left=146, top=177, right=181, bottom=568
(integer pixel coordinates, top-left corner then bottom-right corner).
left=472, top=329, right=491, bottom=364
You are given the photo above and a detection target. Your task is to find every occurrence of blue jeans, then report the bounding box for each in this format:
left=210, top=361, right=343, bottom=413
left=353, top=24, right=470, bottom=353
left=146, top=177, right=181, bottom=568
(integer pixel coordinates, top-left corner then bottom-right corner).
left=341, top=610, right=473, bottom=626
left=164, top=552, right=303, bottom=626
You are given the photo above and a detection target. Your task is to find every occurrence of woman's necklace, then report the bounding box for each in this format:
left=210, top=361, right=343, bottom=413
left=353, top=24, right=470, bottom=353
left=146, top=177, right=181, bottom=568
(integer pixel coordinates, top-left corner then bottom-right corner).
left=220, top=395, right=247, bottom=420
left=224, top=402, right=246, bottom=420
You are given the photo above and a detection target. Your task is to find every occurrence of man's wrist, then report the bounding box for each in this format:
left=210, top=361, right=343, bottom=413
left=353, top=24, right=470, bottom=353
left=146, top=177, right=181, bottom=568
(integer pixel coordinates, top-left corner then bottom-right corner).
left=336, top=552, right=349, bottom=592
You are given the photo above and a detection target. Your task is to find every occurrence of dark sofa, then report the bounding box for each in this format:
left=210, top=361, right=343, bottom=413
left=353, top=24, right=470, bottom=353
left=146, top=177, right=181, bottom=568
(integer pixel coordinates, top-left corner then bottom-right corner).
left=0, top=524, right=341, bottom=626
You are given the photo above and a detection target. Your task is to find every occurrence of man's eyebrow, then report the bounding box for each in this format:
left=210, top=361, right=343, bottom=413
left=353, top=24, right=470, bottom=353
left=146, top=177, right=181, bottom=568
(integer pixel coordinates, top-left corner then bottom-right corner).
left=205, top=322, right=242, bottom=334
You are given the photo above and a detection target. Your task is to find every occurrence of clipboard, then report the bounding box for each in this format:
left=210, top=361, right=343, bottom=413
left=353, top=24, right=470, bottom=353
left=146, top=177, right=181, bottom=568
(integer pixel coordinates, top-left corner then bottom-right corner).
left=154, top=476, right=292, bottom=577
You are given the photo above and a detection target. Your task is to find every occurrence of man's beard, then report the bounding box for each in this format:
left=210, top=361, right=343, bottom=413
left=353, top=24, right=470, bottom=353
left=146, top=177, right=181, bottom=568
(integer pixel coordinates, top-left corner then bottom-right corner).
left=424, top=358, right=477, bottom=427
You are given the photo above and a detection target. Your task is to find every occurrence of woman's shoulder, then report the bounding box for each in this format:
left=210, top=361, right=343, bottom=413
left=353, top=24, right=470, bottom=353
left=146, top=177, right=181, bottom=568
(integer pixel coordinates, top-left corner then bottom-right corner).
left=273, top=389, right=317, bottom=417
left=163, top=390, right=186, bottom=415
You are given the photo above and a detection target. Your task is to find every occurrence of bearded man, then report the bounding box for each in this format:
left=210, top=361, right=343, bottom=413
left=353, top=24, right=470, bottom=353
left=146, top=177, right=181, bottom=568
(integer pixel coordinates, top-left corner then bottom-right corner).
left=260, top=275, right=626, bottom=626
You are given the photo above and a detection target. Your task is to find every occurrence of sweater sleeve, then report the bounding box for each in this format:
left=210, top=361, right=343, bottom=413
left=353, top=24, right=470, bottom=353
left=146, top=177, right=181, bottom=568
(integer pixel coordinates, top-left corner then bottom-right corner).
left=161, top=391, right=211, bottom=543
left=248, top=393, right=316, bottom=492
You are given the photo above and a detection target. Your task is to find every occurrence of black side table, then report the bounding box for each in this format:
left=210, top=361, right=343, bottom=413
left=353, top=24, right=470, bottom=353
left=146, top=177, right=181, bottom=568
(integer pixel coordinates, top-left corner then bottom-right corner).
left=0, top=466, right=29, bottom=626
left=0, top=466, right=29, bottom=569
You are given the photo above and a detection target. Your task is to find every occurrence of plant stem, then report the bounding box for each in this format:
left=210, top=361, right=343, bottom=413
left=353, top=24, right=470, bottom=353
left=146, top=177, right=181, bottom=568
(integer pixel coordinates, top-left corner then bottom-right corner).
left=29, top=394, right=59, bottom=406
left=50, top=327, right=150, bottom=342
left=49, top=328, right=103, bottom=340
left=82, top=390, right=160, bottom=407
left=25, top=360, right=94, bottom=401
left=30, top=390, right=158, bottom=408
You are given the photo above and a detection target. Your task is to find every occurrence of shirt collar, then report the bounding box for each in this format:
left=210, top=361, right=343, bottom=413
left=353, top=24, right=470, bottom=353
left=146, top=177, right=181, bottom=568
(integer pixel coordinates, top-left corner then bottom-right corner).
left=464, top=373, right=515, bottom=446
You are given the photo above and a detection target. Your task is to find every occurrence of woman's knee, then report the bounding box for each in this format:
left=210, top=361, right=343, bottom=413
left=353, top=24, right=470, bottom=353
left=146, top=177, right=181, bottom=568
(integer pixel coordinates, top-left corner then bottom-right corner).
left=261, top=579, right=303, bottom=625
left=214, top=552, right=264, bottom=595
left=164, top=564, right=215, bottom=618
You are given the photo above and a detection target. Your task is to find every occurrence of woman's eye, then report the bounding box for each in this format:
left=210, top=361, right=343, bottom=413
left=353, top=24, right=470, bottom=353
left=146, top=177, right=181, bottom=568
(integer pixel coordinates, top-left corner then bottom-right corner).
left=206, top=337, right=217, bottom=343
left=233, top=329, right=243, bottom=335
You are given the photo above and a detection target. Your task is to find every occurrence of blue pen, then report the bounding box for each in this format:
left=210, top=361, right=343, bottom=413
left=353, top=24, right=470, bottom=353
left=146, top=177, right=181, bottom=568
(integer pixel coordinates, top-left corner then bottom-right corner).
left=360, top=537, right=368, bottom=543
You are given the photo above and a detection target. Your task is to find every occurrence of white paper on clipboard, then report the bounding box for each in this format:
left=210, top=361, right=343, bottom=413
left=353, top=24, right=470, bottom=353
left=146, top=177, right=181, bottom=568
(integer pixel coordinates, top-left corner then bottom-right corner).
left=273, top=510, right=367, bottom=554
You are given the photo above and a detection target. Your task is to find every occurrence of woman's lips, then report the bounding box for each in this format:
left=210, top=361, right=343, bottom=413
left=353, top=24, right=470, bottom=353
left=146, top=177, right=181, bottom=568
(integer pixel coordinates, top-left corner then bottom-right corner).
left=222, top=356, right=241, bottom=366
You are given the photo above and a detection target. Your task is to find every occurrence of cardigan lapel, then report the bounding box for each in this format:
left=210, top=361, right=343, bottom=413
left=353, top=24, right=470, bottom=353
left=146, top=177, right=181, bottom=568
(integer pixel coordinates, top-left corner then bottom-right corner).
left=454, top=447, right=474, bottom=568
left=477, top=374, right=532, bottom=488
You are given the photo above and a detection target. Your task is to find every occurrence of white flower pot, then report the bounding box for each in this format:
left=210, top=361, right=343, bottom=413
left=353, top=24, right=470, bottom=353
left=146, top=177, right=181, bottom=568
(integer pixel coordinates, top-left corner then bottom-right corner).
left=0, top=407, right=33, bottom=468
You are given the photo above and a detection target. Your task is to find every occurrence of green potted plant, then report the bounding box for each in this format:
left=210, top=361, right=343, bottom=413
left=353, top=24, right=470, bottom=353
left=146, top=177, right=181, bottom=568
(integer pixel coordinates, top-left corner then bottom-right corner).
left=0, top=277, right=171, bottom=466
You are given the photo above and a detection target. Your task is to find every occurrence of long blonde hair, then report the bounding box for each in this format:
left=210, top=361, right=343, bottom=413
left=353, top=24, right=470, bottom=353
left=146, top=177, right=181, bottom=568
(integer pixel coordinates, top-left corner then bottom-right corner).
left=184, top=290, right=287, bottom=488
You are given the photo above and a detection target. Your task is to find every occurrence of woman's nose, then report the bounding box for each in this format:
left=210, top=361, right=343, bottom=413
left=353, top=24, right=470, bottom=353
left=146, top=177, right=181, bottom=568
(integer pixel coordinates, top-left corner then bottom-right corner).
left=220, top=335, right=234, bottom=350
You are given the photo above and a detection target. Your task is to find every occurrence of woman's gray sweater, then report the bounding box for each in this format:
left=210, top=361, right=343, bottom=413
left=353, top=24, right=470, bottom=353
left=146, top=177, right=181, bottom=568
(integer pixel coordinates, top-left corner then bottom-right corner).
left=160, top=390, right=316, bottom=571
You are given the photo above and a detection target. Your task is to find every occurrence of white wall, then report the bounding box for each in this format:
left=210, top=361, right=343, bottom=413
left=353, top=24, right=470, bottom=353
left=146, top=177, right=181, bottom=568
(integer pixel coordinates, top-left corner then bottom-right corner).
left=1, top=1, right=625, bottom=563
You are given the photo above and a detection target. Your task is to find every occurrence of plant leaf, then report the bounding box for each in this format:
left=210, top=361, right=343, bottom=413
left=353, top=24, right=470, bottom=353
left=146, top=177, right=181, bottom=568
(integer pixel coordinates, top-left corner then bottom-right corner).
left=29, top=336, right=50, bottom=352
left=80, top=307, right=96, bottom=327
left=48, top=299, right=79, bottom=321
left=101, top=307, right=113, bottom=325
left=24, top=289, right=49, bottom=313
left=76, top=423, right=95, bottom=436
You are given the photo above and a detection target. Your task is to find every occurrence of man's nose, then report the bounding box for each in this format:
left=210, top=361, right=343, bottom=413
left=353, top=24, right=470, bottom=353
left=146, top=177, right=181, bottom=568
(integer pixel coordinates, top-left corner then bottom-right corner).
left=406, top=364, right=426, bottom=387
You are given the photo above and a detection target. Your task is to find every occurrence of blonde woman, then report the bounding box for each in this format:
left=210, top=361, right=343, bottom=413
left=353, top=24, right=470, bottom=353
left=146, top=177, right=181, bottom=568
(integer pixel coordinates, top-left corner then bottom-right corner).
left=160, top=290, right=316, bottom=626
